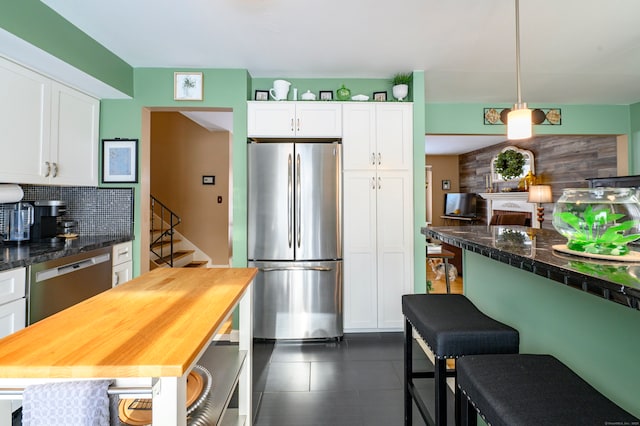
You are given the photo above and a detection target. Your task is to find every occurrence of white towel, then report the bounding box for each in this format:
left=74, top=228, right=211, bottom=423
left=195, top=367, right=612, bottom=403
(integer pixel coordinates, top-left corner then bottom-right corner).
left=22, top=380, right=112, bottom=426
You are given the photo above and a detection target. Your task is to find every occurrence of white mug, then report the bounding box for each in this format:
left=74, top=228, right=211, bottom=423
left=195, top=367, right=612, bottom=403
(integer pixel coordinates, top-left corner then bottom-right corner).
left=269, top=79, right=291, bottom=101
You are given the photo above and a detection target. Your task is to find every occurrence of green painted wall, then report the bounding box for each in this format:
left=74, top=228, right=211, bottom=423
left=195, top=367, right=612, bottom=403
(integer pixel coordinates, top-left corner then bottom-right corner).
left=411, top=72, right=427, bottom=293
left=630, top=102, right=640, bottom=174
left=100, top=68, right=251, bottom=276
left=463, top=250, right=640, bottom=418
left=425, top=103, right=630, bottom=135
left=0, top=0, right=133, bottom=96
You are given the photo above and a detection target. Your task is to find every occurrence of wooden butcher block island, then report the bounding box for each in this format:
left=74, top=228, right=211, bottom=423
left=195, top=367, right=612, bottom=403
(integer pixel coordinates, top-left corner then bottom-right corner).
left=0, top=267, right=257, bottom=425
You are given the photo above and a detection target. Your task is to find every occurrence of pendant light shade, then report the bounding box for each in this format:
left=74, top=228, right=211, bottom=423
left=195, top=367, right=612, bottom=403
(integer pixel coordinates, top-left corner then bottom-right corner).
left=507, top=0, right=531, bottom=140
left=507, top=103, right=532, bottom=140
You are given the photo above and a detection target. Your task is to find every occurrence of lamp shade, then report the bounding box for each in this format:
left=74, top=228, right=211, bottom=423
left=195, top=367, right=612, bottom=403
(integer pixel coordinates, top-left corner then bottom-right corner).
left=528, top=185, right=553, bottom=203
left=507, top=106, right=532, bottom=140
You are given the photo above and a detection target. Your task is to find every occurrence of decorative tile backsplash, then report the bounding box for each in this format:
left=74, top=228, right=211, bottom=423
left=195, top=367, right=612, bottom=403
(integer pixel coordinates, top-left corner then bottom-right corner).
left=0, top=185, right=134, bottom=237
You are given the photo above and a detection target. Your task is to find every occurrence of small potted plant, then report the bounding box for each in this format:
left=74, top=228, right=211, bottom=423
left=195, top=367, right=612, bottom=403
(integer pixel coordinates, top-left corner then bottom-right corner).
left=391, top=72, right=412, bottom=101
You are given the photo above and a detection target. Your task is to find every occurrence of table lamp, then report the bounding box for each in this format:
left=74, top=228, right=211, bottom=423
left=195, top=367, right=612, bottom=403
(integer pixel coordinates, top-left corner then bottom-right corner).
left=528, top=185, right=553, bottom=227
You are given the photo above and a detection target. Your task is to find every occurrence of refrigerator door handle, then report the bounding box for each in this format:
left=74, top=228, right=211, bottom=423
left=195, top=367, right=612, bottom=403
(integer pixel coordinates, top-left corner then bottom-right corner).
left=296, top=153, right=301, bottom=248
left=260, top=266, right=333, bottom=272
left=288, top=153, right=293, bottom=248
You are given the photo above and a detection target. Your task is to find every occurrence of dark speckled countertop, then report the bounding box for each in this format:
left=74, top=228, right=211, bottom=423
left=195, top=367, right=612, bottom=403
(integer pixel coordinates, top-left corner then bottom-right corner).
left=422, top=226, right=640, bottom=311
left=0, top=235, right=133, bottom=271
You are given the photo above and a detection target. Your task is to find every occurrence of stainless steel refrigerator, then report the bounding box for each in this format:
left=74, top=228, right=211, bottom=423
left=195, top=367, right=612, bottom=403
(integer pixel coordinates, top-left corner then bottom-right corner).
left=248, top=140, right=343, bottom=339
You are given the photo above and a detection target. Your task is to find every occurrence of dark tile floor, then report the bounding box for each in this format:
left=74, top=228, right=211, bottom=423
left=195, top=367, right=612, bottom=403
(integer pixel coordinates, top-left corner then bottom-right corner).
left=252, top=332, right=456, bottom=426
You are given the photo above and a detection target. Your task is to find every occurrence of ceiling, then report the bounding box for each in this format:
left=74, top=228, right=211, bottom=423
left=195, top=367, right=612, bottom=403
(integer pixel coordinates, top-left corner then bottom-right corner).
left=39, top=0, right=640, bottom=153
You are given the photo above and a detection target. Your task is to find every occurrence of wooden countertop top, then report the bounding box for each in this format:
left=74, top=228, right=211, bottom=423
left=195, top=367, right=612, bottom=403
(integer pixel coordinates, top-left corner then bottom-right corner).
left=0, top=267, right=257, bottom=379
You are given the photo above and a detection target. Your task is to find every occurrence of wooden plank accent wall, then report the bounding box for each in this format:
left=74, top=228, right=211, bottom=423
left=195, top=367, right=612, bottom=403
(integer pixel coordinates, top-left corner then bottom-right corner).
left=459, top=135, right=618, bottom=227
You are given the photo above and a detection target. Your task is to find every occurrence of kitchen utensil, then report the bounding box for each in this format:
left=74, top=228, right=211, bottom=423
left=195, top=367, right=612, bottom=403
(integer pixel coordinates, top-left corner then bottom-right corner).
left=269, top=79, right=291, bottom=101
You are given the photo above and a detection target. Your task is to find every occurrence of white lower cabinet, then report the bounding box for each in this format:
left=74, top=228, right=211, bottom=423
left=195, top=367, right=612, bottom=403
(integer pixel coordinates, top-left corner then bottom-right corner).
left=0, top=298, right=26, bottom=339
left=0, top=267, right=26, bottom=350
left=112, top=241, right=133, bottom=287
left=343, top=170, right=414, bottom=330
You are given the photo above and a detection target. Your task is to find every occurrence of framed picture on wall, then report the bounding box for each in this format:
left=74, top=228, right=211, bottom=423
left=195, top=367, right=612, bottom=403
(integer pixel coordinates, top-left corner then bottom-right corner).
left=174, top=72, right=203, bottom=100
left=102, top=139, right=138, bottom=183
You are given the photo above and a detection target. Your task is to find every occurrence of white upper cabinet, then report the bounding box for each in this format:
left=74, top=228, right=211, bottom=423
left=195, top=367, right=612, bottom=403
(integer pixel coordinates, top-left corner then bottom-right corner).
left=0, top=57, right=99, bottom=186
left=247, top=101, right=342, bottom=138
left=343, top=103, right=413, bottom=171
left=50, top=82, right=99, bottom=186
left=0, top=58, right=51, bottom=184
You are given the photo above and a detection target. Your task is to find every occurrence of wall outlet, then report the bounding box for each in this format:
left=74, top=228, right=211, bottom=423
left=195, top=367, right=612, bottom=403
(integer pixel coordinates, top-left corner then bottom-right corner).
left=202, top=176, right=215, bottom=185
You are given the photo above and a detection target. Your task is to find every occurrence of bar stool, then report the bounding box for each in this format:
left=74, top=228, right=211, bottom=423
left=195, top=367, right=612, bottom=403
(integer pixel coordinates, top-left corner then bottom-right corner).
left=456, top=354, right=639, bottom=426
left=402, top=294, right=519, bottom=426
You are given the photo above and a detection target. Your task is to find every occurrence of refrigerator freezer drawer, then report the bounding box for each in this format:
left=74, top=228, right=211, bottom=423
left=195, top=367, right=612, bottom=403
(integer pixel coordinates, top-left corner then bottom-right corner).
left=251, top=260, right=343, bottom=339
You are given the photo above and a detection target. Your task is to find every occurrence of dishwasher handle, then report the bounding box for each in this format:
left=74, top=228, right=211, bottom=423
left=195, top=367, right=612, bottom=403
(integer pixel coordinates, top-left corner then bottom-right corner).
left=35, top=253, right=111, bottom=283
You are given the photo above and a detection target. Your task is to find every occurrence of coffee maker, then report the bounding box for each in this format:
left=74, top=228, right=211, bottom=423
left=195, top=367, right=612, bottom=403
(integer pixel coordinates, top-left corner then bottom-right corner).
left=31, top=200, right=67, bottom=242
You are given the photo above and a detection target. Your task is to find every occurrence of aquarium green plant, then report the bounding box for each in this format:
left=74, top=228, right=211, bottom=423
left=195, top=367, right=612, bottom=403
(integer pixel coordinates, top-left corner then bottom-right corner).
left=555, top=205, right=640, bottom=255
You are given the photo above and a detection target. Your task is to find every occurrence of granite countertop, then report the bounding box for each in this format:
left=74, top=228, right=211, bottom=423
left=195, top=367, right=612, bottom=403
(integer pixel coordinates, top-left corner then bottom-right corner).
left=422, top=226, right=640, bottom=311
left=0, top=234, right=133, bottom=271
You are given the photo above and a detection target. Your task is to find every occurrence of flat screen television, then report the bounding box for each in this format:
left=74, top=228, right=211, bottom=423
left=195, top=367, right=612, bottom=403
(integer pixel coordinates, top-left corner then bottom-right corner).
left=444, top=193, right=477, bottom=217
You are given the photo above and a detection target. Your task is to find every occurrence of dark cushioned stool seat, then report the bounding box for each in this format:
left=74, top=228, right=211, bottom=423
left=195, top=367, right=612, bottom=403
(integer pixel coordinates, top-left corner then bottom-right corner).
left=402, top=294, right=519, bottom=358
left=457, top=354, right=640, bottom=426
left=402, top=294, right=519, bottom=426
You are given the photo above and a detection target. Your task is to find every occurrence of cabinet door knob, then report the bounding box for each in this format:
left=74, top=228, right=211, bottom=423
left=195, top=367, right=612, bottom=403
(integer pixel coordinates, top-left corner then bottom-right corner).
left=52, top=162, right=58, bottom=178
left=44, top=161, right=51, bottom=177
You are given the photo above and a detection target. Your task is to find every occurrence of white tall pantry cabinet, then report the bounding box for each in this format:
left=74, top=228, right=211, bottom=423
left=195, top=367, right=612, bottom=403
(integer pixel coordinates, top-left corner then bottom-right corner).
left=342, top=103, right=414, bottom=330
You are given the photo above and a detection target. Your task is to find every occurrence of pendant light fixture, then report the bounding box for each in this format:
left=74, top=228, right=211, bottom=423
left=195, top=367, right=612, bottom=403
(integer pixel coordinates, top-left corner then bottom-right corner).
left=507, top=0, right=532, bottom=140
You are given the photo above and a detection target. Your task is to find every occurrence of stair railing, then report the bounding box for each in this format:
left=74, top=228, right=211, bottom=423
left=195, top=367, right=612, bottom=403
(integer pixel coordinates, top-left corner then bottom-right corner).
left=150, top=195, right=181, bottom=267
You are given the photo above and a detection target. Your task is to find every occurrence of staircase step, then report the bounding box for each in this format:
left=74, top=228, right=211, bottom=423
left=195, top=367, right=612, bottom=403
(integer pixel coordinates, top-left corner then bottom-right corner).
left=182, top=261, right=208, bottom=268
left=150, top=238, right=182, bottom=249
left=154, top=250, right=194, bottom=266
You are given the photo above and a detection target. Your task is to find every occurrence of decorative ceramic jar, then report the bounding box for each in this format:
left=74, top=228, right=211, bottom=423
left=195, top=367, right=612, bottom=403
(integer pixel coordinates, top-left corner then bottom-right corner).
left=552, top=187, right=640, bottom=256
left=336, top=84, right=351, bottom=101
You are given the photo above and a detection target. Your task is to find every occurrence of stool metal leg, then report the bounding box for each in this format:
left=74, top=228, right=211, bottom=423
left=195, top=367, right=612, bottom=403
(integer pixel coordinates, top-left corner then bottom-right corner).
left=404, top=318, right=413, bottom=426
left=464, top=398, right=477, bottom=426
left=434, top=358, right=447, bottom=426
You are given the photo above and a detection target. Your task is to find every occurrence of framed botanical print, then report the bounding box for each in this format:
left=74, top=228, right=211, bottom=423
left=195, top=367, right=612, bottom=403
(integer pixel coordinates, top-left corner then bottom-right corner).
left=174, top=72, right=203, bottom=100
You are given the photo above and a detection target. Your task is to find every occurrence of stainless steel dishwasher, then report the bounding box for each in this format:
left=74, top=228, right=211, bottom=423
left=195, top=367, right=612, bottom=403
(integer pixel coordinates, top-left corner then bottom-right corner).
left=27, top=247, right=112, bottom=325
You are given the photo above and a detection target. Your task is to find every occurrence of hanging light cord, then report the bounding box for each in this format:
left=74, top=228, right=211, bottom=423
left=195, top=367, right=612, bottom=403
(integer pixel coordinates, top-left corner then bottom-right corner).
left=514, top=0, right=523, bottom=107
